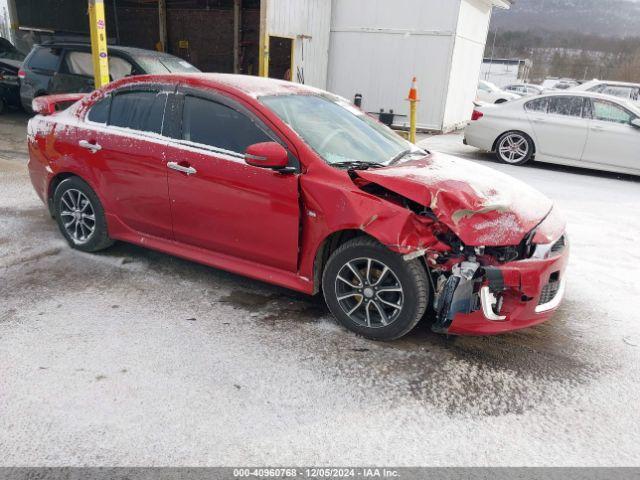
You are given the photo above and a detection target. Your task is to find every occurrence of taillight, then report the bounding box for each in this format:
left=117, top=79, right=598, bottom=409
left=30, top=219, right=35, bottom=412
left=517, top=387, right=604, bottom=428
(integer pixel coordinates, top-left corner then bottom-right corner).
left=18, top=69, right=26, bottom=79
left=471, top=110, right=484, bottom=121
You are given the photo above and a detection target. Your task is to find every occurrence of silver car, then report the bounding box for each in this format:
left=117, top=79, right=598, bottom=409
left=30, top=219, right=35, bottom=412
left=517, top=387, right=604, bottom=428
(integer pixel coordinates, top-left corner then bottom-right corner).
left=464, top=91, right=640, bottom=176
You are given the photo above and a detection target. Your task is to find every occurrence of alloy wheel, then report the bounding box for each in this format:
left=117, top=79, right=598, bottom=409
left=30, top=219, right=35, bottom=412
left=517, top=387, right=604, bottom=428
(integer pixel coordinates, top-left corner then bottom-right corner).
left=59, top=189, right=96, bottom=244
left=334, top=258, right=404, bottom=329
left=498, top=133, right=529, bottom=164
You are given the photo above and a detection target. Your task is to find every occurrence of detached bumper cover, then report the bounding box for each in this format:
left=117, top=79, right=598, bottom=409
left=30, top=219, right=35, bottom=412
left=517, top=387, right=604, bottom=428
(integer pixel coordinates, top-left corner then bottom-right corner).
left=444, top=244, right=570, bottom=335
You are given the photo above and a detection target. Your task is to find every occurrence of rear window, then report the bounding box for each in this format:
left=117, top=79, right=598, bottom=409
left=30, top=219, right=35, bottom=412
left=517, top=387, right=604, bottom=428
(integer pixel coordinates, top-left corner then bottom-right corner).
left=28, top=47, right=62, bottom=72
left=133, top=55, right=200, bottom=74
left=548, top=96, right=585, bottom=117
left=109, top=91, right=167, bottom=134
left=524, top=97, right=548, bottom=113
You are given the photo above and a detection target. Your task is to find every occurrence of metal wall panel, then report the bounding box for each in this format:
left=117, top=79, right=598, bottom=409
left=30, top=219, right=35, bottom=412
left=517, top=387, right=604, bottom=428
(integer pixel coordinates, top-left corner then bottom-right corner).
left=443, top=0, right=493, bottom=130
left=328, top=0, right=500, bottom=131
left=327, top=0, right=461, bottom=131
left=266, top=0, right=332, bottom=88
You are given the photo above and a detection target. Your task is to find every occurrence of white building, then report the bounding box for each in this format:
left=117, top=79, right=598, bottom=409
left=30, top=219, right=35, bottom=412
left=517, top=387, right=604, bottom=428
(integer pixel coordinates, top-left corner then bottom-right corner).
left=264, top=0, right=511, bottom=132
left=481, top=58, right=532, bottom=88
left=327, top=0, right=511, bottom=131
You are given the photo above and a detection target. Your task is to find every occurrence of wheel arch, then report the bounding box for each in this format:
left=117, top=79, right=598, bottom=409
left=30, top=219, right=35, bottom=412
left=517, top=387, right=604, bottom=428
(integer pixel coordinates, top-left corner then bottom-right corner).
left=47, top=172, right=102, bottom=216
left=312, top=229, right=375, bottom=295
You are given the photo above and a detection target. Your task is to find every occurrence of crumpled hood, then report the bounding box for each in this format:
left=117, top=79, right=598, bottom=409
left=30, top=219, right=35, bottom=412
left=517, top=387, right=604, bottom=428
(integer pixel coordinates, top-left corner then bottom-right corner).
left=356, top=152, right=553, bottom=247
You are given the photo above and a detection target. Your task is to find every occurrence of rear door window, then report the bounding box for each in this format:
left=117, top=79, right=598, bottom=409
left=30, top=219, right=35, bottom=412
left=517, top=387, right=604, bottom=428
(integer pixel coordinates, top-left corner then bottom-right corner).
left=109, top=90, right=167, bottom=134
left=87, top=96, right=111, bottom=124
left=179, top=95, right=271, bottom=153
left=547, top=96, right=585, bottom=117
left=524, top=97, right=548, bottom=113
left=28, top=47, right=62, bottom=73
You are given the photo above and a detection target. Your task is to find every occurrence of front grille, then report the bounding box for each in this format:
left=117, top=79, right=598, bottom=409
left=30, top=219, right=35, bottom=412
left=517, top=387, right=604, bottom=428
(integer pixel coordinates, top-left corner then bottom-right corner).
left=550, top=235, right=566, bottom=254
left=538, top=279, right=561, bottom=306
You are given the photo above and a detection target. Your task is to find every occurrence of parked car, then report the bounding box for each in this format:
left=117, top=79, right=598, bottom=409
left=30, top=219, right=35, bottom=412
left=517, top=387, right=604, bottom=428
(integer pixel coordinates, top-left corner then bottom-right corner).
left=0, top=37, right=25, bottom=61
left=542, top=78, right=578, bottom=91
left=503, top=83, right=543, bottom=97
left=477, top=80, right=521, bottom=104
left=572, top=79, right=640, bottom=104
left=19, top=42, right=200, bottom=112
left=0, top=37, right=25, bottom=114
left=464, top=91, right=640, bottom=176
left=0, top=57, right=22, bottom=114
left=27, top=74, right=569, bottom=340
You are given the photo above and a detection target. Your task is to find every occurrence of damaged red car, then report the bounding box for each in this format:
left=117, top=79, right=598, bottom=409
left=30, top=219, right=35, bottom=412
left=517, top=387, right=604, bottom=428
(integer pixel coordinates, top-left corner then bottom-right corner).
left=27, top=74, right=569, bottom=340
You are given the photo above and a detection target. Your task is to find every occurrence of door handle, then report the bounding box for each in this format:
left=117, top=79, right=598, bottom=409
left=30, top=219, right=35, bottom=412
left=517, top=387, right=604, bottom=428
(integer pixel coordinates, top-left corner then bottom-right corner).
left=167, top=161, right=197, bottom=176
left=78, top=139, right=102, bottom=153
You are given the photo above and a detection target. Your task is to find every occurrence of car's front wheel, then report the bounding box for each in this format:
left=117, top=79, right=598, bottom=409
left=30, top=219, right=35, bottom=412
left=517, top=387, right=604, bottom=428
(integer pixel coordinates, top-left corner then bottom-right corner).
left=495, top=131, right=534, bottom=166
left=322, top=237, right=429, bottom=341
left=53, top=177, right=114, bottom=252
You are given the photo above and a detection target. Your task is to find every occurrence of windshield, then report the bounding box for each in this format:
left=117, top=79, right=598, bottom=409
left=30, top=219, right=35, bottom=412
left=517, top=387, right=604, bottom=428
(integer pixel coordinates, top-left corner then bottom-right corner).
left=260, top=94, right=423, bottom=167
left=134, top=55, right=200, bottom=74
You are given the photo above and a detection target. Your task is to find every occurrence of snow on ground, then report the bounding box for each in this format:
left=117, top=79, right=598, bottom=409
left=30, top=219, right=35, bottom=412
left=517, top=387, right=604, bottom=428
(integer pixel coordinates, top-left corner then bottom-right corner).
left=1, top=115, right=639, bottom=466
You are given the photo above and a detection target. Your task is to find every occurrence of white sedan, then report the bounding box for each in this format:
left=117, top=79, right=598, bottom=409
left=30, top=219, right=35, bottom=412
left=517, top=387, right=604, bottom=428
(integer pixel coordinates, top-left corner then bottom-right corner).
left=572, top=80, right=640, bottom=105
left=477, top=80, right=521, bottom=104
left=464, top=91, right=640, bottom=176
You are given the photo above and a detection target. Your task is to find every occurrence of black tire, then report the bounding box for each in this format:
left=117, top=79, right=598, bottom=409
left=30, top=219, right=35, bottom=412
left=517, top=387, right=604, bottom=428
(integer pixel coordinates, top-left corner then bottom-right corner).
left=495, top=131, right=535, bottom=166
left=322, top=237, right=429, bottom=341
left=53, top=177, right=114, bottom=252
left=495, top=98, right=508, bottom=104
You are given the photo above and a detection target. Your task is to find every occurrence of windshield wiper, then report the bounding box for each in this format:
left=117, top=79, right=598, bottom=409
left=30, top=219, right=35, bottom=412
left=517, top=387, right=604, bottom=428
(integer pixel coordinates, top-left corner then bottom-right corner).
left=331, top=161, right=384, bottom=171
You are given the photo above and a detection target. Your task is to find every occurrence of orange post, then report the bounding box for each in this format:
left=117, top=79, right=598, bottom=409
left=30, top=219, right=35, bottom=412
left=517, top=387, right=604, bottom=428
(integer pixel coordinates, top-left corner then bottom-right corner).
left=407, top=77, right=419, bottom=144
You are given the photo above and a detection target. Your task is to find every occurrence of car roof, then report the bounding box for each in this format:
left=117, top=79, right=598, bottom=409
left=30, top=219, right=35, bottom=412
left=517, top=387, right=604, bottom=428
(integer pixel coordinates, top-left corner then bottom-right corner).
left=587, top=79, right=640, bottom=88
left=513, top=90, right=640, bottom=113
left=114, top=73, right=328, bottom=99
left=507, top=83, right=541, bottom=88
left=37, top=42, right=179, bottom=59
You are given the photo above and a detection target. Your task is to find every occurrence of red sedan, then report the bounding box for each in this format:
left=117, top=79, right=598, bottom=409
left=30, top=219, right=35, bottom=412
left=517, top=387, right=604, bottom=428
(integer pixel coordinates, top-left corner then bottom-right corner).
left=27, top=74, right=569, bottom=340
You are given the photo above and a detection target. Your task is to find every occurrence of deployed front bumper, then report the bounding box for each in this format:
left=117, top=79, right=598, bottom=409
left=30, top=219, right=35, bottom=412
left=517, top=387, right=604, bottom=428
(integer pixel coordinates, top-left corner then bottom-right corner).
left=440, top=241, right=570, bottom=336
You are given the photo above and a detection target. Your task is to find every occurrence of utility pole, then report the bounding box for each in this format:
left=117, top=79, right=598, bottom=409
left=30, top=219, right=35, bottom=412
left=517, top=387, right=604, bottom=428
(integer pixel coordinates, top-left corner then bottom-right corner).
left=158, top=0, right=168, bottom=52
left=88, top=0, right=110, bottom=88
left=258, top=0, right=268, bottom=77
left=233, top=0, right=241, bottom=73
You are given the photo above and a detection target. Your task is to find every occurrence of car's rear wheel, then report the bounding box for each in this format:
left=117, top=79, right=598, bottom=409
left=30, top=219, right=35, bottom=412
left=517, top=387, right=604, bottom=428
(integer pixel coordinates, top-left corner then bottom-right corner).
left=53, top=177, right=114, bottom=252
left=322, top=237, right=429, bottom=341
left=495, top=98, right=508, bottom=104
left=495, top=131, right=534, bottom=166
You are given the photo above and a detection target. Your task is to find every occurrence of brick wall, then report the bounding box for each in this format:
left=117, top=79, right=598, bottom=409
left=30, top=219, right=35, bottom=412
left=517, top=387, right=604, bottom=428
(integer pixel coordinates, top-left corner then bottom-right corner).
left=116, top=7, right=159, bottom=52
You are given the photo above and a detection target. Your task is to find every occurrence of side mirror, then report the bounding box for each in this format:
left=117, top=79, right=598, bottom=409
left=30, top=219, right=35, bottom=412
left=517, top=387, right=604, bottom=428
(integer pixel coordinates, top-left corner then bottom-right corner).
left=631, top=118, right=640, bottom=129
left=245, top=142, right=289, bottom=170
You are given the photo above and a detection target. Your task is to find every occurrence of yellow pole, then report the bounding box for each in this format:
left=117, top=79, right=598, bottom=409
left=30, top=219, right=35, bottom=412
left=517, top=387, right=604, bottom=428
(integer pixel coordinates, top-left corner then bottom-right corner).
left=88, top=0, right=110, bottom=88
left=409, top=101, right=418, bottom=144
left=407, top=77, right=419, bottom=144
left=258, top=0, right=268, bottom=77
